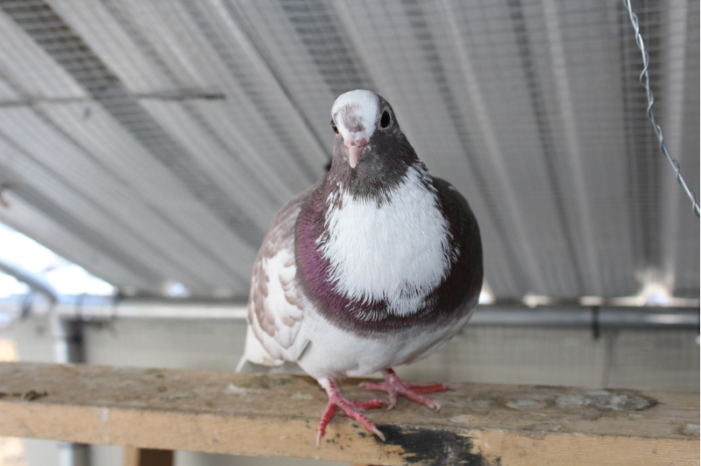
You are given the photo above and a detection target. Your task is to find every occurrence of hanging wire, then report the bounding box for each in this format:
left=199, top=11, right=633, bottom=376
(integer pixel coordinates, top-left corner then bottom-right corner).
left=623, top=0, right=700, bottom=218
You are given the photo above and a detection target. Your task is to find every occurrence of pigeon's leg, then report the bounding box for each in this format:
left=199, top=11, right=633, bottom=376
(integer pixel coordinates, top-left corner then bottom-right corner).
left=317, top=378, right=386, bottom=445
left=360, top=368, right=451, bottom=410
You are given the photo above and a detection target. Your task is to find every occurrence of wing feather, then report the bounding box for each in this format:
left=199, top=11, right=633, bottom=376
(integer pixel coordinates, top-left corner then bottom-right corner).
left=242, top=184, right=317, bottom=367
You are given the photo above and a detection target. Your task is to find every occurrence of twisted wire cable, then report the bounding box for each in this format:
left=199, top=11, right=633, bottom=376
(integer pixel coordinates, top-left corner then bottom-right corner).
left=623, top=0, right=700, bottom=218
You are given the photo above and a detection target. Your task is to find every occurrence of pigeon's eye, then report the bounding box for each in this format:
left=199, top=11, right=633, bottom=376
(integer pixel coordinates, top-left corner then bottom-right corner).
left=330, top=119, right=340, bottom=135
left=380, top=109, right=391, bottom=130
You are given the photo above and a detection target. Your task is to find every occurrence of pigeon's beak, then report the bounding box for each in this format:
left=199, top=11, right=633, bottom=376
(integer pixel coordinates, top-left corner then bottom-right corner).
left=344, top=137, right=368, bottom=168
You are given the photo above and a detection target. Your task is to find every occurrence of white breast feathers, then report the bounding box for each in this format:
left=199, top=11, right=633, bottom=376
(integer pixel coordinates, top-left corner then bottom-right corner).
left=318, top=166, right=456, bottom=317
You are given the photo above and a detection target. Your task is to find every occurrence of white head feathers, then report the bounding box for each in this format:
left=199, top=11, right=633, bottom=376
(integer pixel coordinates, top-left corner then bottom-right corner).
left=331, top=90, right=380, bottom=143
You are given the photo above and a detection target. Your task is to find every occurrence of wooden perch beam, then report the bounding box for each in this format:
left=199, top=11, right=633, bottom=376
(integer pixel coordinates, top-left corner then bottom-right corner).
left=0, top=362, right=698, bottom=465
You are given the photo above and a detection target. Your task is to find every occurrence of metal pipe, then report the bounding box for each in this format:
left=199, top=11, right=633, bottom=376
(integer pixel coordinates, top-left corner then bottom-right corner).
left=0, top=295, right=697, bottom=329
left=50, top=312, right=90, bottom=466
left=57, top=442, right=89, bottom=466
left=0, top=258, right=58, bottom=303
left=50, top=312, right=89, bottom=466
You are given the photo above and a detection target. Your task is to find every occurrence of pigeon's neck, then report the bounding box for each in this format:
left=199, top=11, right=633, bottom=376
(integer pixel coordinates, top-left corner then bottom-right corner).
left=296, top=164, right=458, bottom=334
left=326, top=133, right=418, bottom=203
left=327, top=159, right=428, bottom=207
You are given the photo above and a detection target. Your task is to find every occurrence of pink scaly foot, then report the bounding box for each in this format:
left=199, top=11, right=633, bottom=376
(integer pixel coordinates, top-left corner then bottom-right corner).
left=360, top=368, right=452, bottom=410
left=317, top=378, right=387, bottom=445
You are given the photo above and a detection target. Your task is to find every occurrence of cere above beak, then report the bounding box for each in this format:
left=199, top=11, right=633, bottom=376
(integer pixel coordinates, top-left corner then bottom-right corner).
left=344, top=137, right=368, bottom=168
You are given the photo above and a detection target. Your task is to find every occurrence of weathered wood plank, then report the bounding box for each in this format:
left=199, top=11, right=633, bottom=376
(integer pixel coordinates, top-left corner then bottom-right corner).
left=0, top=362, right=697, bottom=465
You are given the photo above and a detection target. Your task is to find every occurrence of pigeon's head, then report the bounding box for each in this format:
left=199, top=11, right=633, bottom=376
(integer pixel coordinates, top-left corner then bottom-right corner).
left=329, top=90, right=417, bottom=176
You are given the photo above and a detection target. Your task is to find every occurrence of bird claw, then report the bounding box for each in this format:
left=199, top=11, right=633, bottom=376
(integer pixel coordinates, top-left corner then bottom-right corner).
left=317, top=379, right=385, bottom=445
left=347, top=397, right=387, bottom=411
left=361, top=368, right=450, bottom=411
left=317, top=372, right=447, bottom=444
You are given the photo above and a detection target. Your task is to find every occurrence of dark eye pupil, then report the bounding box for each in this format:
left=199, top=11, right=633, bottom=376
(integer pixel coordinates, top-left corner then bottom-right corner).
left=330, top=119, right=339, bottom=134
left=380, top=110, right=391, bottom=129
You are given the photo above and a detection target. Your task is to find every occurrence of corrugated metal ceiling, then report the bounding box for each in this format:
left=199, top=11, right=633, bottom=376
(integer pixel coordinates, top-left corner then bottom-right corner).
left=0, top=0, right=698, bottom=302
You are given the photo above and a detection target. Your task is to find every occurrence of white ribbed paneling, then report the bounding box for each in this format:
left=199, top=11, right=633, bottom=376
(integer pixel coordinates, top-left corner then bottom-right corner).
left=40, top=102, right=256, bottom=291
left=0, top=191, right=156, bottom=289
left=0, top=9, right=86, bottom=99
left=0, top=107, right=233, bottom=294
left=0, top=0, right=696, bottom=301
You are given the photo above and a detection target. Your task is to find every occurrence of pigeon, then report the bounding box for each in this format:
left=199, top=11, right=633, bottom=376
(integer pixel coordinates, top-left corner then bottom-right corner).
left=238, top=89, right=483, bottom=443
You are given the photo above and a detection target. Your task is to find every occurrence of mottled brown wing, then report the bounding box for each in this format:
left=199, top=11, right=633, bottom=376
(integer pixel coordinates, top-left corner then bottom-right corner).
left=241, top=184, right=318, bottom=367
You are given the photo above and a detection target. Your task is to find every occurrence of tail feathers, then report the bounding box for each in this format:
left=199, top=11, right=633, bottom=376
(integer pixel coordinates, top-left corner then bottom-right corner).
left=241, top=325, right=282, bottom=366
left=236, top=357, right=267, bottom=373
left=237, top=326, right=305, bottom=374
left=236, top=357, right=305, bottom=375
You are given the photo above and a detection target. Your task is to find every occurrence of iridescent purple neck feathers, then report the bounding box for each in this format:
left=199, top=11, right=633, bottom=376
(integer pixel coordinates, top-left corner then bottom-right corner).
left=295, top=164, right=482, bottom=335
